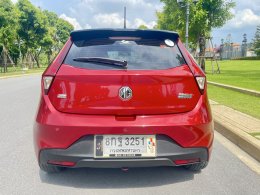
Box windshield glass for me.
[64,38,186,70]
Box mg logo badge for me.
[119,86,132,101]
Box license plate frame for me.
[94,135,156,158]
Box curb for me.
[0,72,42,79]
[208,81,260,97]
[214,118,260,162]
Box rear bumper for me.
[34,92,214,165]
[40,135,208,168]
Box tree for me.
[0,0,18,50]
[42,10,59,65]
[138,24,148,30]
[252,25,260,56]
[56,18,74,45]
[157,0,235,71]
[0,0,73,70]
[43,10,73,64]
[0,0,18,72]
[17,0,49,67]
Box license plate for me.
[94,135,156,158]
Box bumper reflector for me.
[174,158,200,165]
[47,160,76,167]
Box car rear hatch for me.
[47,29,201,115]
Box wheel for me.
[184,161,208,171]
[39,163,64,173]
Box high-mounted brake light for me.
[109,36,141,40]
[43,76,53,94]
[196,76,206,93]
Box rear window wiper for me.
[73,57,127,68]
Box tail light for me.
[195,76,206,94]
[43,76,54,94]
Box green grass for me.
[249,132,260,140]
[0,66,46,77]
[208,85,260,119]
[205,60,260,91]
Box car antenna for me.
[124,6,126,29]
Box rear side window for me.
[64,38,186,70]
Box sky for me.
[11,0,260,45]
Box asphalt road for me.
[0,75,259,195]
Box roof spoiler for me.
[70,29,179,42]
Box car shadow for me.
[39,166,198,189]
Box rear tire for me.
[39,163,64,173]
[184,161,208,171]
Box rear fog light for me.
[174,158,200,165]
[47,160,76,167]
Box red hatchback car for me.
[34,29,213,173]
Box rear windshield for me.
[64,38,186,70]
